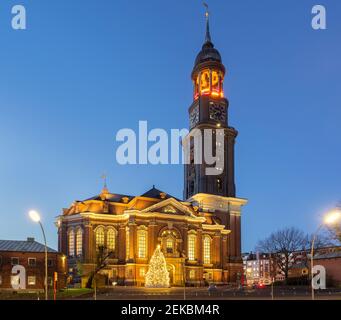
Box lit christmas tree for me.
[145,245,170,288]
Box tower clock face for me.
[190,105,199,129]
[209,103,226,122]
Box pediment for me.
[141,198,195,217]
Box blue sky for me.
[0,0,340,251]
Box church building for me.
[56,12,247,287]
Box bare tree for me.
[256,227,307,282]
[327,225,341,244]
[86,245,113,289]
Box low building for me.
[243,246,341,285]
[242,252,273,285]
[287,263,309,279]
[0,238,67,291]
[312,250,341,287]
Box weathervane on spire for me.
[101,173,108,192]
[203,2,212,43]
[203,2,209,19]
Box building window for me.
[0,275,2,285]
[11,257,19,265]
[188,234,196,261]
[126,228,130,260]
[112,269,117,278]
[217,178,222,191]
[76,228,83,256]
[140,268,146,277]
[126,269,133,278]
[48,259,54,267]
[189,270,195,280]
[107,228,116,251]
[203,236,211,264]
[138,230,147,259]
[11,275,19,287]
[68,229,75,257]
[95,227,105,250]
[28,276,36,286]
[166,237,174,254]
[28,258,36,267]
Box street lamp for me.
[311,208,341,300]
[29,210,48,301]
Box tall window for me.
[68,229,75,257]
[188,234,196,261]
[95,227,105,249]
[166,237,174,254]
[138,230,147,258]
[203,236,211,264]
[76,228,83,256]
[107,228,116,251]
[126,227,130,260]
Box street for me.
[76,286,341,300]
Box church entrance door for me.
[167,264,175,286]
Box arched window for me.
[203,236,211,264]
[107,228,116,251]
[188,234,196,261]
[137,229,148,259]
[76,228,83,256]
[68,229,75,257]
[95,227,105,250]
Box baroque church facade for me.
[56,14,247,287]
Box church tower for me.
[184,8,247,282]
[184,9,237,200]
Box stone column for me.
[182,226,188,256]
[118,225,126,263]
[129,224,136,261]
[197,229,203,264]
[229,213,237,258]
[148,223,157,260]
[84,220,93,263]
[222,235,228,266]
[59,223,68,256]
[213,233,221,267]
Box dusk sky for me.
[0,0,340,251]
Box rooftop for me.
[0,238,57,253]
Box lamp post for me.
[29,210,48,301]
[311,209,341,300]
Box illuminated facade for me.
[56,13,247,287]
[184,12,247,281]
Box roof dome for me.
[194,41,222,66]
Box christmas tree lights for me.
[145,245,170,288]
